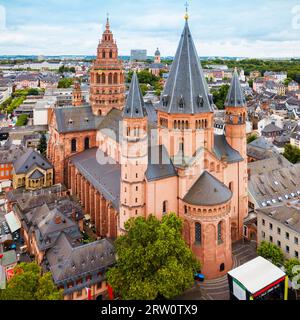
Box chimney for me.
[54,215,62,225]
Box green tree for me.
[283,144,300,164]
[211,84,230,110]
[247,134,258,144]
[58,78,73,88]
[0,262,63,300]
[284,259,300,280]
[37,133,47,156]
[15,114,28,126]
[107,214,200,300]
[257,241,284,266]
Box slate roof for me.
[123,72,146,119]
[0,145,26,164]
[46,233,115,284]
[213,134,243,163]
[54,105,99,134]
[29,169,44,179]
[157,21,213,114]
[25,203,82,251]
[70,148,121,210]
[225,69,247,107]
[13,149,53,174]
[183,171,232,206]
[146,145,177,182]
[262,123,282,134]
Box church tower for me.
[90,17,125,116]
[72,81,84,107]
[120,73,148,232]
[154,48,161,64]
[156,17,214,169]
[225,69,247,159]
[225,69,248,240]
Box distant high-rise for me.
[130,49,147,61]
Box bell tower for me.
[120,73,148,232]
[225,69,247,159]
[72,81,83,107]
[90,16,125,116]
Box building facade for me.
[47,17,248,279]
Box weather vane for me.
[185,1,189,21]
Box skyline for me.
[0,1,300,58]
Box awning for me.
[5,212,21,233]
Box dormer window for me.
[69,119,73,125]
[85,117,89,123]
[179,95,184,109]
[162,95,169,107]
[197,95,204,107]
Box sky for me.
[0,0,300,57]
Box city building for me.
[47,16,248,279]
[45,233,115,300]
[257,201,300,260]
[12,149,53,190]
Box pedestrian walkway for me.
[177,241,257,300]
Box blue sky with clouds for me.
[0,0,300,57]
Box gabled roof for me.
[123,72,146,119]
[13,149,52,174]
[54,106,99,134]
[47,233,115,284]
[157,21,212,114]
[29,169,44,179]
[183,171,232,206]
[262,123,282,133]
[225,69,247,107]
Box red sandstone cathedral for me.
[47,15,248,279]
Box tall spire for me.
[106,13,110,30]
[225,68,247,107]
[123,72,146,119]
[157,21,212,115]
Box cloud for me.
[0,0,299,57]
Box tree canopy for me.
[58,78,73,88]
[284,259,300,281]
[257,241,284,267]
[283,144,300,164]
[15,114,28,127]
[37,133,47,156]
[211,84,230,110]
[0,262,63,300]
[107,214,200,300]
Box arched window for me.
[220,263,225,272]
[179,141,184,156]
[71,139,77,153]
[229,182,233,192]
[101,73,106,84]
[114,73,118,84]
[162,201,168,215]
[195,223,201,245]
[109,50,113,58]
[108,73,113,84]
[218,221,223,244]
[102,51,106,59]
[84,137,90,150]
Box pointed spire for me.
[184,1,189,21]
[225,68,247,107]
[157,21,212,115]
[106,13,110,30]
[123,72,146,119]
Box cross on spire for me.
[184,1,189,21]
[106,13,110,30]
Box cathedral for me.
[47,15,248,279]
